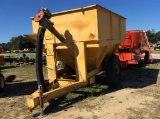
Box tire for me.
[105,55,122,88]
[144,51,150,64]
[0,73,5,93]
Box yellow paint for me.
[74,42,87,81]
[27,4,126,112]
[31,4,125,44]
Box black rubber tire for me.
[144,51,150,64]
[0,73,5,93]
[105,55,122,88]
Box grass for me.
[1,63,48,79]
[120,57,160,119]
[126,78,160,118]
[0,64,109,118]
[0,56,160,118]
[127,104,160,119]
[0,64,47,119]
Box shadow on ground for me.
[151,59,160,64]
[1,65,18,70]
[39,64,159,116]
[120,58,159,88]
[42,84,118,116]
[0,81,37,98]
[1,60,159,117]
[121,68,158,88]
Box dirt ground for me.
[0,53,160,119]
[42,53,160,119]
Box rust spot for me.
[89,33,95,39]
[55,19,89,37]
[71,19,89,36]
[72,19,89,30]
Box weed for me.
[93,115,99,119]
[76,116,84,119]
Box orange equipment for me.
[116,30,153,68]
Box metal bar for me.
[39,85,44,117]
[27,81,89,111]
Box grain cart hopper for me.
[115,30,153,68]
[0,55,5,92]
[26,4,126,112]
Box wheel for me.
[105,55,122,88]
[0,73,5,93]
[144,51,150,64]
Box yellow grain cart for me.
[26,4,126,112]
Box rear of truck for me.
[116,30,153,68]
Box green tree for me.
[2,35,35,51]
[155,31,160,41]
[2,42,10,51]
[146,30,160,43]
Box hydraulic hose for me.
[36,27,48,92]
[34,8,66,93]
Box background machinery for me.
[0,55,5,92]
[116,30,153,68]
[153,42,160,50]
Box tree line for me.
[146,30,160,43]
[2,35,35,51]
[1,30,160,52]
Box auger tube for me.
[35,27,48,92]
[34,8,66,93]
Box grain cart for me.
[115,30,153,68]
[26,4,126,112]
[0,55,5,92]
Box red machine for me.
[116,30,153,68]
